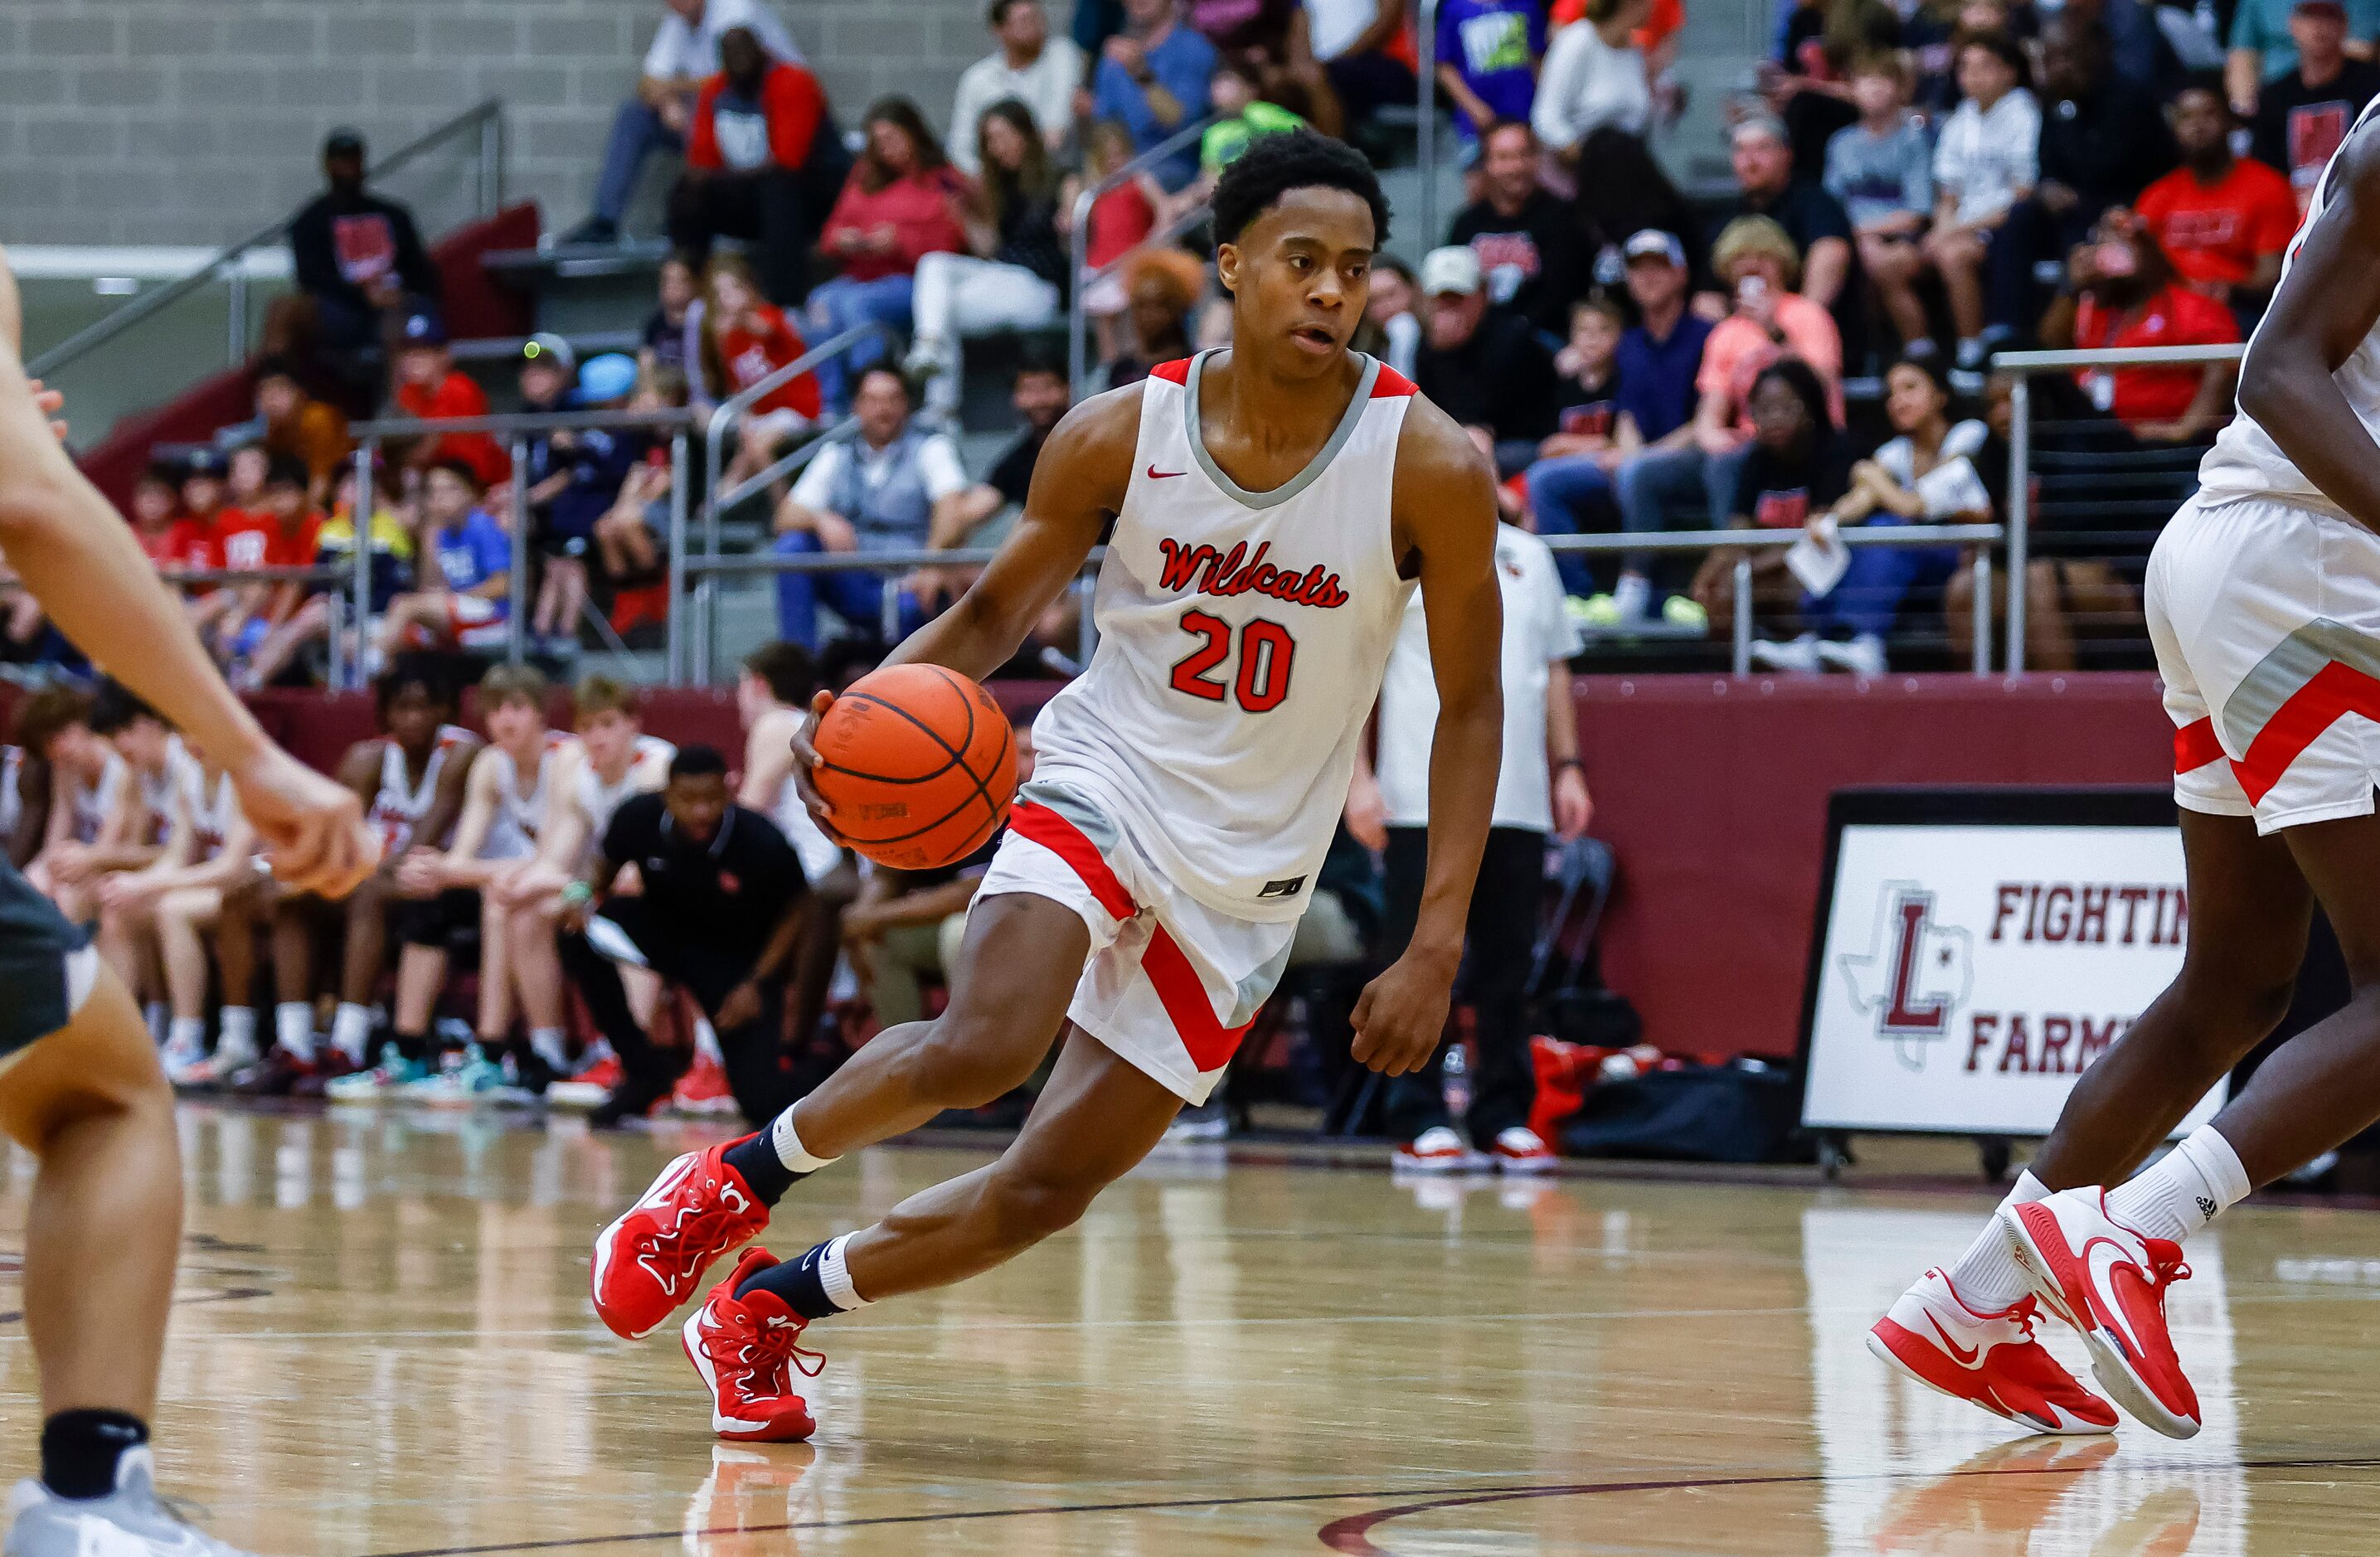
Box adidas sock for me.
[736,1233,872,1321]
[2106,1124,2251,1242]
[528,1026,571,1074]
[1945,1169,2052,1311]
[218,1005,256,1054]
[330,1002,375,1066]
[40,1409,146,1501]
[275,1002,316,1063]
[722,1109,837,1206]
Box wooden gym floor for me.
[2,1104,2376,1555]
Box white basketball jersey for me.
[773,772,846,884]
[135,739,183,846]
[577,735,675,841]
[483,731,570,862]
[1032,352,1416,923]
[71,754,123,845]
[369,725,472,856]
[2198,95,2380,511]
[172,745,237,861]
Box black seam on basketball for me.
[834,688,1000,817]
[814,758,962,786]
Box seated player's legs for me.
[149,886,222,1077]
[157,880,264,1079]
[501,882,575,1079]
[387,887,478,1070]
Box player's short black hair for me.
[743,641,818,706]
[376,652,455,715]
[1210,127,1389,250]
[668,744,730,782]
[89,678,164,736]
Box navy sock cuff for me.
[721,1132,802,1207]
[41,1409,147,1501]
[736,1239,840,1321]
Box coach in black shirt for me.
[560,745,809,1128]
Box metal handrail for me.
[349,405,698,438]
[668,412,854,684]
[1417,0,1444,251]
[1066,115,1216,400]
[1989,342,2243,673]
[29,100,507,380]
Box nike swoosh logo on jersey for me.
[1924,1312,1984,1366]
[1147,464,1188,478]
[2084,1237,2152,1361]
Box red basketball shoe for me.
[2002,1189,2202,1438]
[681,1248,820,1443]
[1868,1268,2120,1434]
[591,1137,771,1339]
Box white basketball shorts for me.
[2149,492,2380,832]
[974,780,1296,1105]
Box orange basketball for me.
[812,664,1017,871]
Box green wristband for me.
[561,880,595,908]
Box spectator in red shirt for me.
[391,313,511,488]
[699,255,825,495]
[2135,85,2299,318]
[2042,208,2242,442]
[213,456,326,669]
[129,467,214,578]
[666,27,843,308]
[808,97,970,415]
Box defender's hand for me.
[789,689,846,842]
[1349,947,1458,1077]
[231,744,378,898]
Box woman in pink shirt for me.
[808,97,969,414]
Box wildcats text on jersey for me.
[1154,538,1350,609]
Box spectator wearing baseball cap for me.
[2228,0,2380,117]
[1411,246,1562,474]
[1444,120,1586,336]
[2248,0,2380,207]
[283,128,442,413]
[517,337,640,652]
[1703,112,1862,367]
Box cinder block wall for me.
[0,0,991,246]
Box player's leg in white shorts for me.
[2149,494,2380,831]
[973,781,1296,1105]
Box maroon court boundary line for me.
[357,1453,2380,1556]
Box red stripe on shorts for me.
[1008,801,1136,920]
[2173,716,2226,774]
[1141,923,1256,1074]
[2233,659,2380,804]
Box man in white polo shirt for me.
[1347,507,1593,1171]
[572,0,808,245]
[949,0,1084,175]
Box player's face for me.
[664,774,730,842]
[110,717,171,773]
[486,696,544,748]
[1218,186,1375,375]
[578,708,639,770]
[44,724,104,778]
[383,686,444,750]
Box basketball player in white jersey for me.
[0,244,372,1553]
[367,664,574,1094]
[22,689,119,917]
[85,686,185,1018]
[8,688,100,879]
[1868,99,2380,1442]
[257,661,478,1084]
[590,130,1504,1441]
[90,729,260,1084]
[737,641,855,1064]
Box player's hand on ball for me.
[789,689,847,842]
[1349,948,1459,1076]
[231,745,379,897]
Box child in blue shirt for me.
[1435,0,1547,144]
[377,459,514,657]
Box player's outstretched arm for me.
[2238,129,2380,529]
[1349,396,1505,1078]
[0,247,375,896]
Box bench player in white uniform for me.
[589,131,1506,1441]
[10,687,106,885]
[0,243,372,1555]
[362,664,576,1095]
[737,641,854,1063]
[495,675,675,1093]
[258,661,478,1082]
[83,686,188,1038]
[1868,96,2380,1443]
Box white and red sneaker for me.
[2001,1188,2201,1438]
[1489,1125,1559,1173]
[672,1050,738,1117]
[591,1137,772,1339]
[682,1247,821,1443]
[1868,1268,2120,1434]
[1393,1125,1477,1172]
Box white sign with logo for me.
[1801,814,2225,1137]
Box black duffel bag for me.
[1557,1058,1814,1164]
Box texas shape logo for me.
[1838,884,1974,1072]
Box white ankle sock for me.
[330,1002,373,1065]
[770,1109,838,1175]
[218,1005,256,1051]
[275,1002,316,1063]
[167,1016,204,1051]
[1946,1169,2051,1311]
[528,1026,570,1073]
[2106,1124,2251,1242]
[818,1233,870,1311]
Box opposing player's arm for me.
[0,246,372,895]
[883,386,1135,682]
[2238,127,2380,530]
[1349,397,1505,1078]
